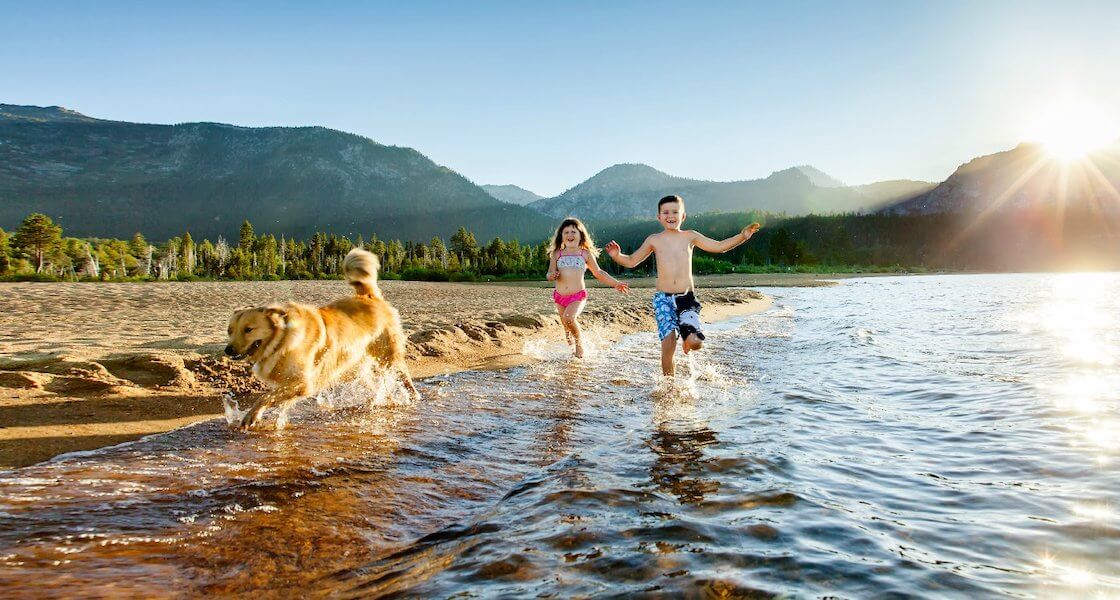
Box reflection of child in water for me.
[606,195,760,376]
[546,218,630,358]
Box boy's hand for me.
[742,223,761,239]
[605,240,621,257]
[614,282,631,294]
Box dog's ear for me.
[230,307,255,321]
[265,307,288,328]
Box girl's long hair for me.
[548,217,600,257]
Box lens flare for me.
[1024,97,1120,161]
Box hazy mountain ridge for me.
[529,163,932,220]
[0,104,553,242]
[883,142,1120,215]
[795,165,846,187]
[481,184,543,205]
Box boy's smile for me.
[658,203,684,230]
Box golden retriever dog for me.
[224,248,418,429]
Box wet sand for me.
[0,274,841,468]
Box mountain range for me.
[4,103,1115,244]
[0,105,553,241]
[525,163,934,221]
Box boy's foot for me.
[682,333,704,354]
[574,342,584,358]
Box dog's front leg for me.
[238,389,282,430]
[238,383,306,430]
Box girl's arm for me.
[546,251,558,281]
[587,251,630,293]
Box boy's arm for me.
[604,236,655,268]
[692,223,761,254]
[586,251,630,293]
[546,250,558,281]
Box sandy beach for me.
[0,274,847,468]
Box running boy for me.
[604,195,760,376]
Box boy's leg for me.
[661,333,677,376]
[653,292,679,376]
[562,299,588,357]
[683,333,703,354]
[676,294,705,354]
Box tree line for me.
[5,207,1114,282]
[0,214,555,281]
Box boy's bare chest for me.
[652,237,693,258]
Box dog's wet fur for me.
[225,248,417,429]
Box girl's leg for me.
[556,303,573,345]
[562,299,588,358]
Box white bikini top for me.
[556,250,587,270]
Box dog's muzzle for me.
[225,340,261,360]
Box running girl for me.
[546,218,630,358]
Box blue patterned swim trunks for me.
[652,291,705,341]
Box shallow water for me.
[1,273,1118,597]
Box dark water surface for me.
[1,273,1117,597]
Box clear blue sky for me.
[4,1,1119,196]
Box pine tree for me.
[239,220,255,253]
[181,232,196,276]
[450,226,479,269]
[430,236,448,268]
[13,213,63,273]
[129,233,150,277]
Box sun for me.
[1025,97,1119,161]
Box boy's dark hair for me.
[658,195,684,212]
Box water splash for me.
[221,392,246,426]
[221,364,416,430]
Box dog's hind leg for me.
[395,362,418,399]
[388,328,419,399]
[371,329,419,399]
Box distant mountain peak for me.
[581,163,675,187]
[0,104,102,123]
[794,165,846,187]
[765,166,815,186]
[481,184,544,206]
[597,163,667,176]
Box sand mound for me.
[0,371,48,390]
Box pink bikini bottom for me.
[552,289,588,308]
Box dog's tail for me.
[343,248,382,298]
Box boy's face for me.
[658,201,684,231]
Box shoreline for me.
[0,275,818,469]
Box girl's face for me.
[562,225,581,246]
